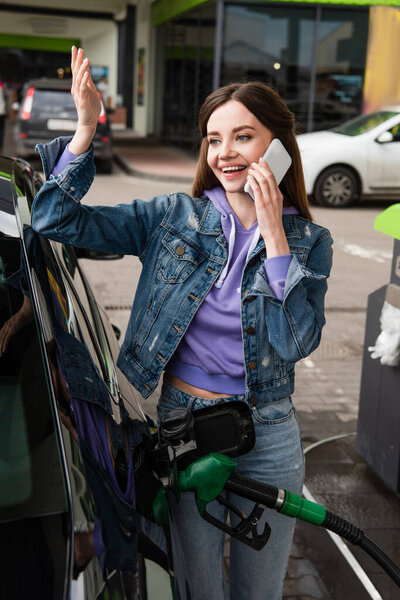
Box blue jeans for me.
[157,379,305,600]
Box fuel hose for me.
[225,470,400,587]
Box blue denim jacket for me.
[32,137,333,405]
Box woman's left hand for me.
[247,158,290,257]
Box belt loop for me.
[187,396,196,412]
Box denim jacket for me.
[32,137,333,405]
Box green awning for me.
[152,0,400,26]
[0,33,80,53]
[152,0,210,26]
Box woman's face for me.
[206,100,273,196]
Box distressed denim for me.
[32,137,333,407]
[157,379,304,600]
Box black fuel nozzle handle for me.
[225,471,281,510]
[159,407,195,445]
[203,495,271,551]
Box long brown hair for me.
[192,81,312,221]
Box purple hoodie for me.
[167,187,298,394]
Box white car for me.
[297,111,400,207]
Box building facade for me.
[1,0,400,144]
[149,0,400,145]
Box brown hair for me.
[192,81,312,221]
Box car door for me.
[10,159,139,599]
[53,242,146,425]
[0,162,71,600]
[32,234,136,600]
[367,117,400,191]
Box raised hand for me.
[69,46,101,155]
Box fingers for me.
[71,48,90,93]
[71,45,78,72]
[76,59,90,92]
[247,157,282,204]
[72,47,84,81]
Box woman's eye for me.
[209,138,220,145]
[237,134,250,141]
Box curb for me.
[113,151,194,184]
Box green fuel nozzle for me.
[174,453,237,516]
[151,452,400,586]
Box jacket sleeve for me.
[31,138,170,258]
[248,231,333,363]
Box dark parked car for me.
[0,156,170,599]
[14,79,113,173]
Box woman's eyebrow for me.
[207,125,256,136]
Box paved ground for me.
[6,122,400,598]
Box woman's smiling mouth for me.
[220,165,247,178]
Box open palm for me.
[71,46,101,130]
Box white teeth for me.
[221,166,246,172]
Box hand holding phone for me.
[244,138,292,200]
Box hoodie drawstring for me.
[215,218,261,289]
[215,214,236,288]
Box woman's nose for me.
[218,142,237,159]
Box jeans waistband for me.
[161,378,245,412]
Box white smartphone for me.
[244,138,292,200]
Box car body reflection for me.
[0,156,165,599]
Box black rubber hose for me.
[324,510,400,587]
[323,510,364,544]
[359,536,400,587]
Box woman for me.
[32,47,333,600]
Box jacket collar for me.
[197,198,224,236]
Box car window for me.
[0,237,68,519]
[389,123,400,142]
[44,240,105,379]
[332,111,400,136]
[59,243,127,419]
[31,88,77,117]
[59,243,98,334]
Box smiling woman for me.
[31,47,333,600]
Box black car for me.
[14,79,113,173]
[0,156,170,599]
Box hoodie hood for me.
[203,186,299,289]
[203,186,232,219]
[203,186,260,288]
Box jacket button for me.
[246,326,255,335]
[251,396,258,406]
[176,245,186,256]
[248,361,257,370]
[249,257,257,267]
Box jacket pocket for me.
[290,245,309,265]
[157,232,205,283]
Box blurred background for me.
[0,0,399,147]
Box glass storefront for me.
[156,1,370,142]
[313,8,369,130]
[222,4,316,131]
[157,2,216,145]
